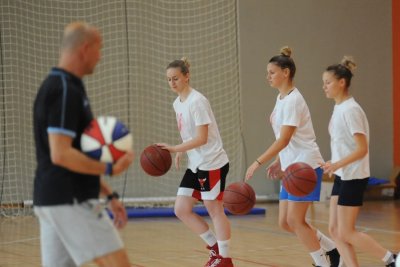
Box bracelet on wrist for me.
[105,162,113,176]
[255,159,262,165]
[106,191,119,203]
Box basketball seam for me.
[284,174,316,196]
[290,176,316,183]
[152,145,168,171]
[143,151,164,173]
[288,179,309,195]
[224,189,254,203]
[243,185,256,202]
[289,167,315,173]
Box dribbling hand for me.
[245,161,260,181]
[266,160,283,180]
[319,160,337,178]
[156,143,180,170]
[156,143,177,153]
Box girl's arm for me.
[322,133,368,176]
[157,124,208,153]
[245,125,296,180]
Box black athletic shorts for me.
[331,175,369,206]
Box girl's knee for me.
[278,218,292,232]
[286,216,305,231]
[208,207,226,221]
[174,204,190,220]
[204,200,224,218]
[337,229,351,243]
[335,227,356,243]
[329,225,339,240]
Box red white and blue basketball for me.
[81,116,133,163]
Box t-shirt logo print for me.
[198,178,207,190]
[177,113,183,132]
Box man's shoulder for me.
[41,75,83,97]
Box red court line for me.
[194,249,280,267]
[393,0,400,166]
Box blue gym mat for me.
[108,206,266,218]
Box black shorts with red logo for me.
[177,163,229,201]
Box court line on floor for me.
[231,216,400,236]
[308,218,400,235]
[0,237,39,245]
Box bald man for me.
[33,22,134,267]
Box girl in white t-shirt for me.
[321,56,396,267]
[245,47,339,267]
[157,58,233,267]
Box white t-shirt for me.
[270,88,323,170]
[173,89,229,172]
[329,97,370,180]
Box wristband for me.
[106,191,119,203]
[256,159,262,165]
[105,162,113,176]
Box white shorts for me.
[34,199,124,267]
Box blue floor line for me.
[108,206,266,218]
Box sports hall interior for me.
[0,0,399,266]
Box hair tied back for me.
[180,57,190,69]
[341,56,356,74]
[280,46,292,58]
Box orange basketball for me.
[140,145,172,176]
[223,182,256,215]
[282,162,317,197]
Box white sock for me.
[217,239,230,258]
[382,251,394,264]
[199,229,217,247]
[339,257,345,267]
[316,230,336,251]
[310,248,329,267]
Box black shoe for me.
[385,253,397,267]
[326,248,340,267]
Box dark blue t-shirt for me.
[33,67,99,206]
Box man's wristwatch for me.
[106,191,119,203]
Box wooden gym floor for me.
[0,200,399,267]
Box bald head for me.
[58,21,102,77]
[61,22,100,52]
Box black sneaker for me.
[326,248,340,267]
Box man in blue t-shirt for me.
[33,21,134,267]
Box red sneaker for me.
[208,256,234,267]
[204,243,219,267]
